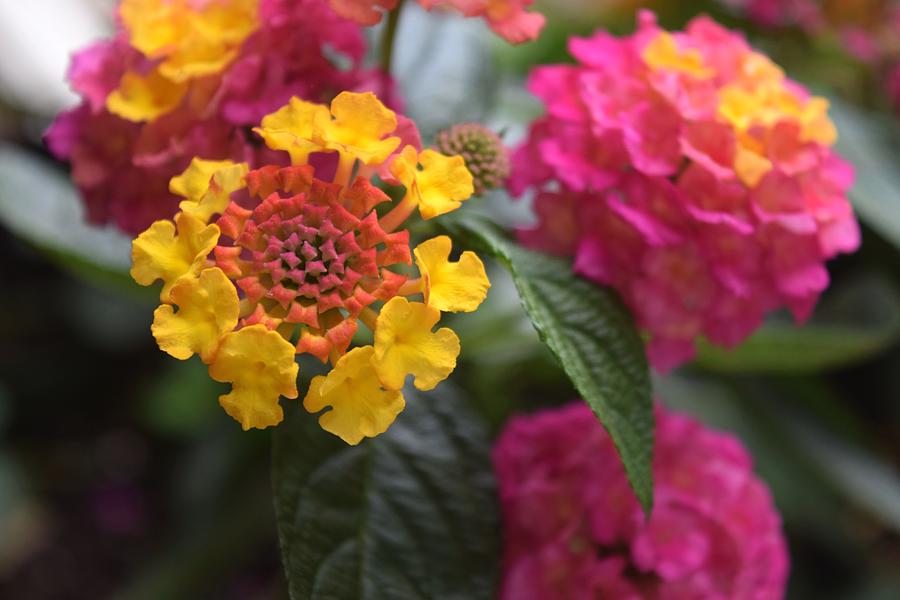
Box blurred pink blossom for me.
[494,402,789,600]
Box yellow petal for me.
[315,91,400,165]
[390,146,474,220]
[120,0,258,83]
[179,161,249,223]
[303,346,405,445]
[131,212,220,302]
[253,97,330,164]
[151,267,240,362]
[208,324,299,430]
[414,236,490,312]
[372,297,460,391]
[641,32,713,78]
[734,146,772,188]
[106,69,188,122]
[170,158,238,200]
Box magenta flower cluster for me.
[45,0,396,235]
[509,12,860,371]
[493,402,789,599]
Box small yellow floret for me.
[315,91,401,165]
[254,97,330,164]
[131,212,220,302]
[372,297,460,391]
[304,346,405,445]
[390,146,475,220]
[174,160,249,223]
[414,236,490,313]
[641,32,712,78]
[151,267,240,362]
[208,324,299,430]
[106,69,188,122]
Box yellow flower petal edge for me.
[414,236,490,313]
[151,267,240,362]
[170,158,239,201]
[303,346,405,445]
[316,91,400,165]
[208,324,299,430]
[372,297,460,391]
[254,97,330,165]
[390,146,474,220]
[106,69,188,122]
[180,161,249,223]
[131,211,220,302]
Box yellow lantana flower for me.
[131,91,487,441]
[389,146,474,220]
[413,236,490,313]
[151,268,240,362]
[131,211,220,302]
[304,346,405,445]
[209,325,299,430]
[372,297,461,391]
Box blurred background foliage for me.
[1,0,900,598]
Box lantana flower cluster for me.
[46,0,394,235]
[494,402,789,599]
[130,91,490,443]
[510,11,860,370]
[331,0,545,44]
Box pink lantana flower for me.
[46,0,400,235]
[509,11,860,371]
[494,402,789,600]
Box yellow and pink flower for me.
[46,0,396,234]
[131,91,490,443]
[510,11,860,371]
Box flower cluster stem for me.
[380,1,405,74]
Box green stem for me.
[380,1,405,74]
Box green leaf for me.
[0,144,135,291]
[830,98,900,251]
[694,272,900,373]
[440,213,654,515]
[272,385,499,600]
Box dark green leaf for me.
[272,385,499,600]
[440,213,654,515]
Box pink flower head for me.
[494,402,789,600]
[329,0,545,44]
[46,0,401,235]
[509,11,860,371]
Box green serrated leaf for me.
[272,385,499,600]
[439,213,654,515]
[830,98,900,251]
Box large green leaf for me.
[694,272,900,373]
[272,385,499,600]
[830,98,900,251]
[440,213,654,514]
